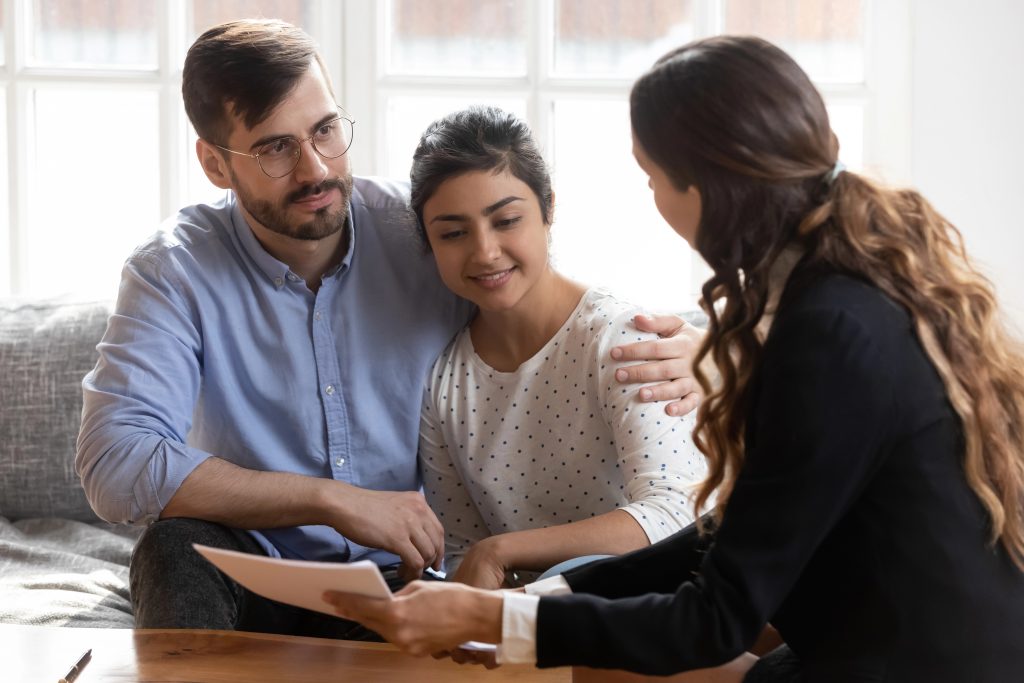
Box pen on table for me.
[58,648,91,683]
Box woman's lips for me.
[470,267,515,289]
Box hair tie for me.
[827,160,846,184]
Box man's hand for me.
[323,580,503,657]
[324,485,444,582]
[448,537,509,590]
[612,314,705,416]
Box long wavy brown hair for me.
[630,35,1024,569]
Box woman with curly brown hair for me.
[324,35,1024,682]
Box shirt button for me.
[325,384,335,395]
[335,457,345,467]
[287,273,299,282]
[314,311,322,321]
[273,277,283,286]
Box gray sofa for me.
[0,298,139,627]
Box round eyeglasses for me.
[214,113,355,178]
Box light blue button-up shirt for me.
[77,176,473,565]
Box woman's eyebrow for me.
[429,196,524,225]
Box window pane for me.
[723,0,864,83]
[30,0,157,68]
[827,101,864,171]
[387,0,527,76]
[0,89,8,297]
[383,96,527,180]
[551,99,699,314]
[554,0,696,78]
[0,2,5,68]
[26,88,161,299]
[191,1,314,40]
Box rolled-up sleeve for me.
[76,248,212,524]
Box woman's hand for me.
[323,580,503,657]
[449,537,509,589]
[612,314,705,416]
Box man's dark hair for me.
[409,106,553,250]
[182,19,329,146]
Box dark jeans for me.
[129,518,406,640]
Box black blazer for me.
[535,268,1024,682]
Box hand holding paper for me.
[193,543,500,658]
[322,580,504,659]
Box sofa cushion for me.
[0,516,137,627]
[0,299,111,522]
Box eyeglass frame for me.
[211,109,356,178]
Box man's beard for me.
[234,173,354,241]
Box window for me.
[343,0,906,313]
[2,0,909,305]
[0,0,327,299]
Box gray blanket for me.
[0,517,139,627]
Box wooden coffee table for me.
[1,623,570,682]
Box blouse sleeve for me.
[418,375,490,576]
[535,306,896,675]
[596,313,708,543]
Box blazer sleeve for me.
[557,516,714,599]
[535,306,896,675]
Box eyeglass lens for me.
[257,116,354,178]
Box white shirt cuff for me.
[496,590,540,664]
[525,574,572,596]
[495,577,574,665]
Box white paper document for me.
[193,543,392,616]
[193,543,498,653]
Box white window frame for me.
[338,0,911,181]
[335,0,910,306]
[2,0,910,298]
[0,0,341,297]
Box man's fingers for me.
[616,358,689,385]
[636,377,699,403]
[424,514,445,570]
[612,338,674,363]
[632,313,687,337]
[394,538,429,583]
[664,393,701,417]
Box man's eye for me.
[316,122,337,139]
[262,139,294,157]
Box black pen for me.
[58,648,91,683]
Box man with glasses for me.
[76,19,699,639]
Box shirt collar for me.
[228,191,356,288]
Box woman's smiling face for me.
[422,169,552,313]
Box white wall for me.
[910,0,1024,330]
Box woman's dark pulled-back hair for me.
[631,36,1024,569]
[183,19,328,146]
[631,35,837,271]
[410,106,553,248]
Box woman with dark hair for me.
[410,105,707,589]
[324,36,1024,682]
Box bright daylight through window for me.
[2,0,872,311]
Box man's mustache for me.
[287,177,349,204]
